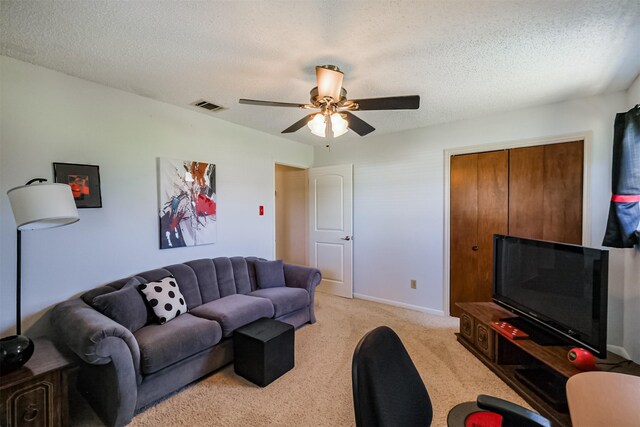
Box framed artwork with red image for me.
[53,162,102,208]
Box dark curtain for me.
[603,105,640,248]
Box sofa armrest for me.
[283,264,321,292]
[51,298,141,376]
[283,264,322,323]
[51,298,141,426]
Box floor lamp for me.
[1,179,79,373]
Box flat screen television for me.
[492,234,609,358]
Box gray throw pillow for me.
[91,277,148,332]
[138,276,187,324]
[255,260,286,289]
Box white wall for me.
[623,73,640,361]
[0,56,313,337]
[314,90,638,358]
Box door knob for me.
[472,245,479,251]
[341,236,351,241]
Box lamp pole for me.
[16,229,22,335]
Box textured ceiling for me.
[2,0,639,146]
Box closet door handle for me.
[341,236,352,241]
[472,245,479,251]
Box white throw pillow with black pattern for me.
[138,276,187,324]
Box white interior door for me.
[308,164,353,298]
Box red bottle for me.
[567,348,597,371]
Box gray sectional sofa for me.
[51,257,321,427]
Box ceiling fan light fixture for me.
[331,113,348,137]
[240,65,419,139]
[307,113,326,137]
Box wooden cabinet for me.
[456,302,640,427]
[460,312,474,342]
[474,321,494,360]
[450,141,584,316]
[1,338,73,427]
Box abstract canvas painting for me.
[158,158,216,249]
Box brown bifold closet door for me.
[509,141,583,244]
[449,141,584,317]
[450,151,508,317]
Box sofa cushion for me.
[230,257,252,294]
[190,294,275,337]
[91,277,148,332]
[138,276,187,324]
[249,287,309,318]
[245,257,262,291]
[82,285,117,305]
[213,258,237,297]
[134,313,222,375]
[185,258,220,303]
[255,260,286,289]
[164,263,203,309]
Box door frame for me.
[273,161,309,263]
[442,132,592,316]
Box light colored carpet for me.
[72,292,528,426]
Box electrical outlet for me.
[410,279,417,289]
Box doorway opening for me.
[275,164,308,266]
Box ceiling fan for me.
[239,65,420,139]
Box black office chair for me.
[352,326,551,427]
[352,325,433,427]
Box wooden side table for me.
[1,337,74,427]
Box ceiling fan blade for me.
[344,112,375,136]
[282,114,316,134]
[316,65,344,101]
[350,95,420,111]
[239,99,310,108]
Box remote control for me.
[491,321,530,340]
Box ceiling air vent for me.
[191,99,223,112]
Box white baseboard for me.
[607,344,631,359]
[353,293,445,316]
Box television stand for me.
[514,367,567,410]
[501,316,567,346]
[456,302,640,427]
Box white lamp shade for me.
[316,66,344,101]
[331,113,349,138]
[307,113,326,137]
[7,183,80,230]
